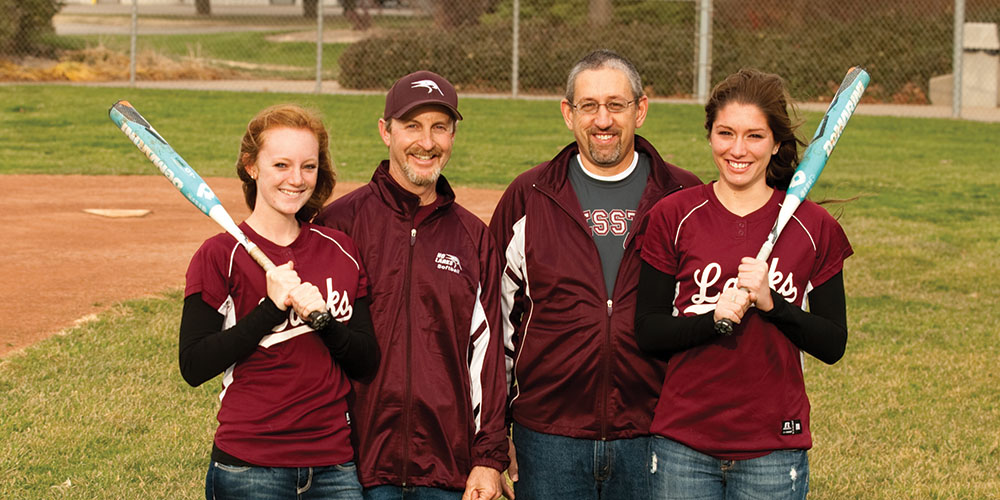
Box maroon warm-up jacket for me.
[489,135,701,440]
[315,162,508,490]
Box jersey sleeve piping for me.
[308,227,361,271]
[675,200,709,247]
[788,213,818,252]
[226,242,240,279]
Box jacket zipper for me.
[533,183,614,440]
[602,183,675,439]
[530,162,688,441]
[603,211,648,441]
[602,298,613,440]
[401,225,417,486]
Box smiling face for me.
[379,104,455,198]
[249,126,319,220]
[709,102,780,193]
[561,67,648,176]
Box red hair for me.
[236,104,335,222]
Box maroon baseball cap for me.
[383,70,463,121]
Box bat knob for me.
[714,318,735,336]
[308,310,333,331]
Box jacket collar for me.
[367,160,456,216]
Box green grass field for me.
[1,85,999,498]
[47,14,429,81]
[59,33,350,80]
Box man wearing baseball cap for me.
[316,71,510,500]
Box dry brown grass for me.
[0,45,244,82]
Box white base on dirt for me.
[83,208,152,218]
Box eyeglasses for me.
[569,99,636,115]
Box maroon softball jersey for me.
[640,182,852,459]
[184,221,368,467]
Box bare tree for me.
[195,0,210,16]
[433,0,495,28]
[304,0,319,18]
[588,0,612,26]
[342,0,372,31]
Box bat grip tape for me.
[247,245,276,271]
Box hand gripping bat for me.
[715,67,870,335]
[108,100,332,331]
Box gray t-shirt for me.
[568,151,651,297]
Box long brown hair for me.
[236,104,335,222]
[704,69,806,190]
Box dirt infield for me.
[0,175,503,358]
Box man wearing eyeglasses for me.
[489,49,701,499]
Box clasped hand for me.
[713,257,774,325]
[266,261,326,322]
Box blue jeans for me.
[511,422,651,500]
[649,437,809,500]
[363,485,462,500]
[206,461,363,500]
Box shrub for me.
[483,0,692,27]
[0,0,63,57]
[434,0,499,28]
[709,11,955,103]
[338,6,973,103]
[339,20,695,97]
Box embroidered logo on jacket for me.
[435,253,462,274]
[411,79,444,95]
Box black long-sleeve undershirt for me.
[178,293,378,387]
[635,261,848,365]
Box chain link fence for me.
[5,0,1000,111]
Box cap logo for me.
[411,79,444,95]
